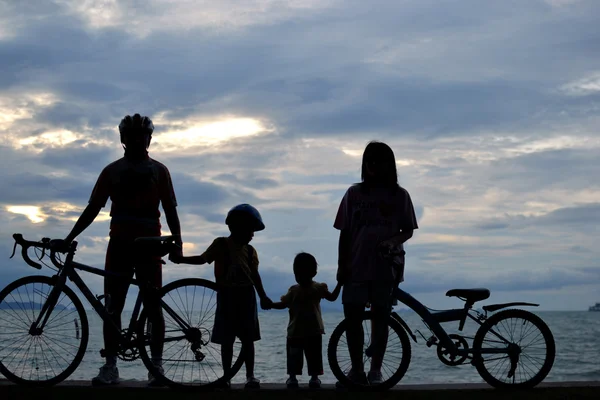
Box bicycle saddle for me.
[446,288,490,302]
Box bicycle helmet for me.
[225,204,265,232]
[119,113,154,146]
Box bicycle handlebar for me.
[10,233,181,271]
[10,233,74,270]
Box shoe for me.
[367,370,383,385]
[308,377,321,389]
[91,364,120,386]
[215,380,231,390]
[335,369,368,389]
[286,376,299,389]
[147,365,165,387]
[245,376,260,389]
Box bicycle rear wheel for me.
[327,311,411,391]
[0,275,89,386]
[473,308,555,388]
[137,278,245,389]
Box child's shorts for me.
[286,335,323,376]
[211,285,260,344]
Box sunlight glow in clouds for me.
[0,93,58,124]
[6,203,111,224]
[17,130,79,150]
[155,118,273,150]
[56,0,338,37]
[6,206,45,224]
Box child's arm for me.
[250,269,272,309]
[171,255,207,265]
[323,282,343,302]
[270,301,288,310]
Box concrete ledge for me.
[1,379,599,399]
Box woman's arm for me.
[336,229,352,283]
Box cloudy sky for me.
[1,0,599,311]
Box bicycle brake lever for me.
[10,241,17,259]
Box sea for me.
[2,309,599,385]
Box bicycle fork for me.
[29,275,68,335]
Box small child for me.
[170,203,272,389]
[271,252,342,389]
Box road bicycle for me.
[0,233,244,389]
[328,250,556,390]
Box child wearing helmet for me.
[270,252,342,389]
[170,203,272,389]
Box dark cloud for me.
[213,173,280,190]
[39,143,117,174]
[487,148,600,192]
[170,173,230,206]
[473,203,600,232]
[0,172,93,205]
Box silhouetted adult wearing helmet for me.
[61,113,183,386]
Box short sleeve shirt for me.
[201,237,259,287]
[334,184,418,282]
[88,156,177,238]
[281,282,329,338]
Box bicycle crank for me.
[437,334,469,366]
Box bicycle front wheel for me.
[473,308,555,388]
[137,278,245,389]
[0,275,89,386]
[327,311,411,391]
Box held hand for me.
[260,296,273,310]
[169,245,183,264]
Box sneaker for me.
[245,376,260,389]
[308,377,321,389]
[367,370,383,385]
[91,364,120,386]
[215,380,231,390]
[286,376,299,389]
[335,369,368,389]
[147,365,165,387]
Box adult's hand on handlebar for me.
[49,239,71,253]
[168,245,183,264]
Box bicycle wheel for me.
[137,278,245,389]
[328,311,411,391]
[473,309,555,388]
[0,275,89,386]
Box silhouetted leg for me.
[286,337,304,376]
[370,304,389,373]
[305,335,323,377]
[343,303,365,373]
[103,241,133,365]
[221,336,235,376]
[137,261,164,363]
[244,339,255,378]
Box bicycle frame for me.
[392,287,511,358]
[30,251,193,351]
